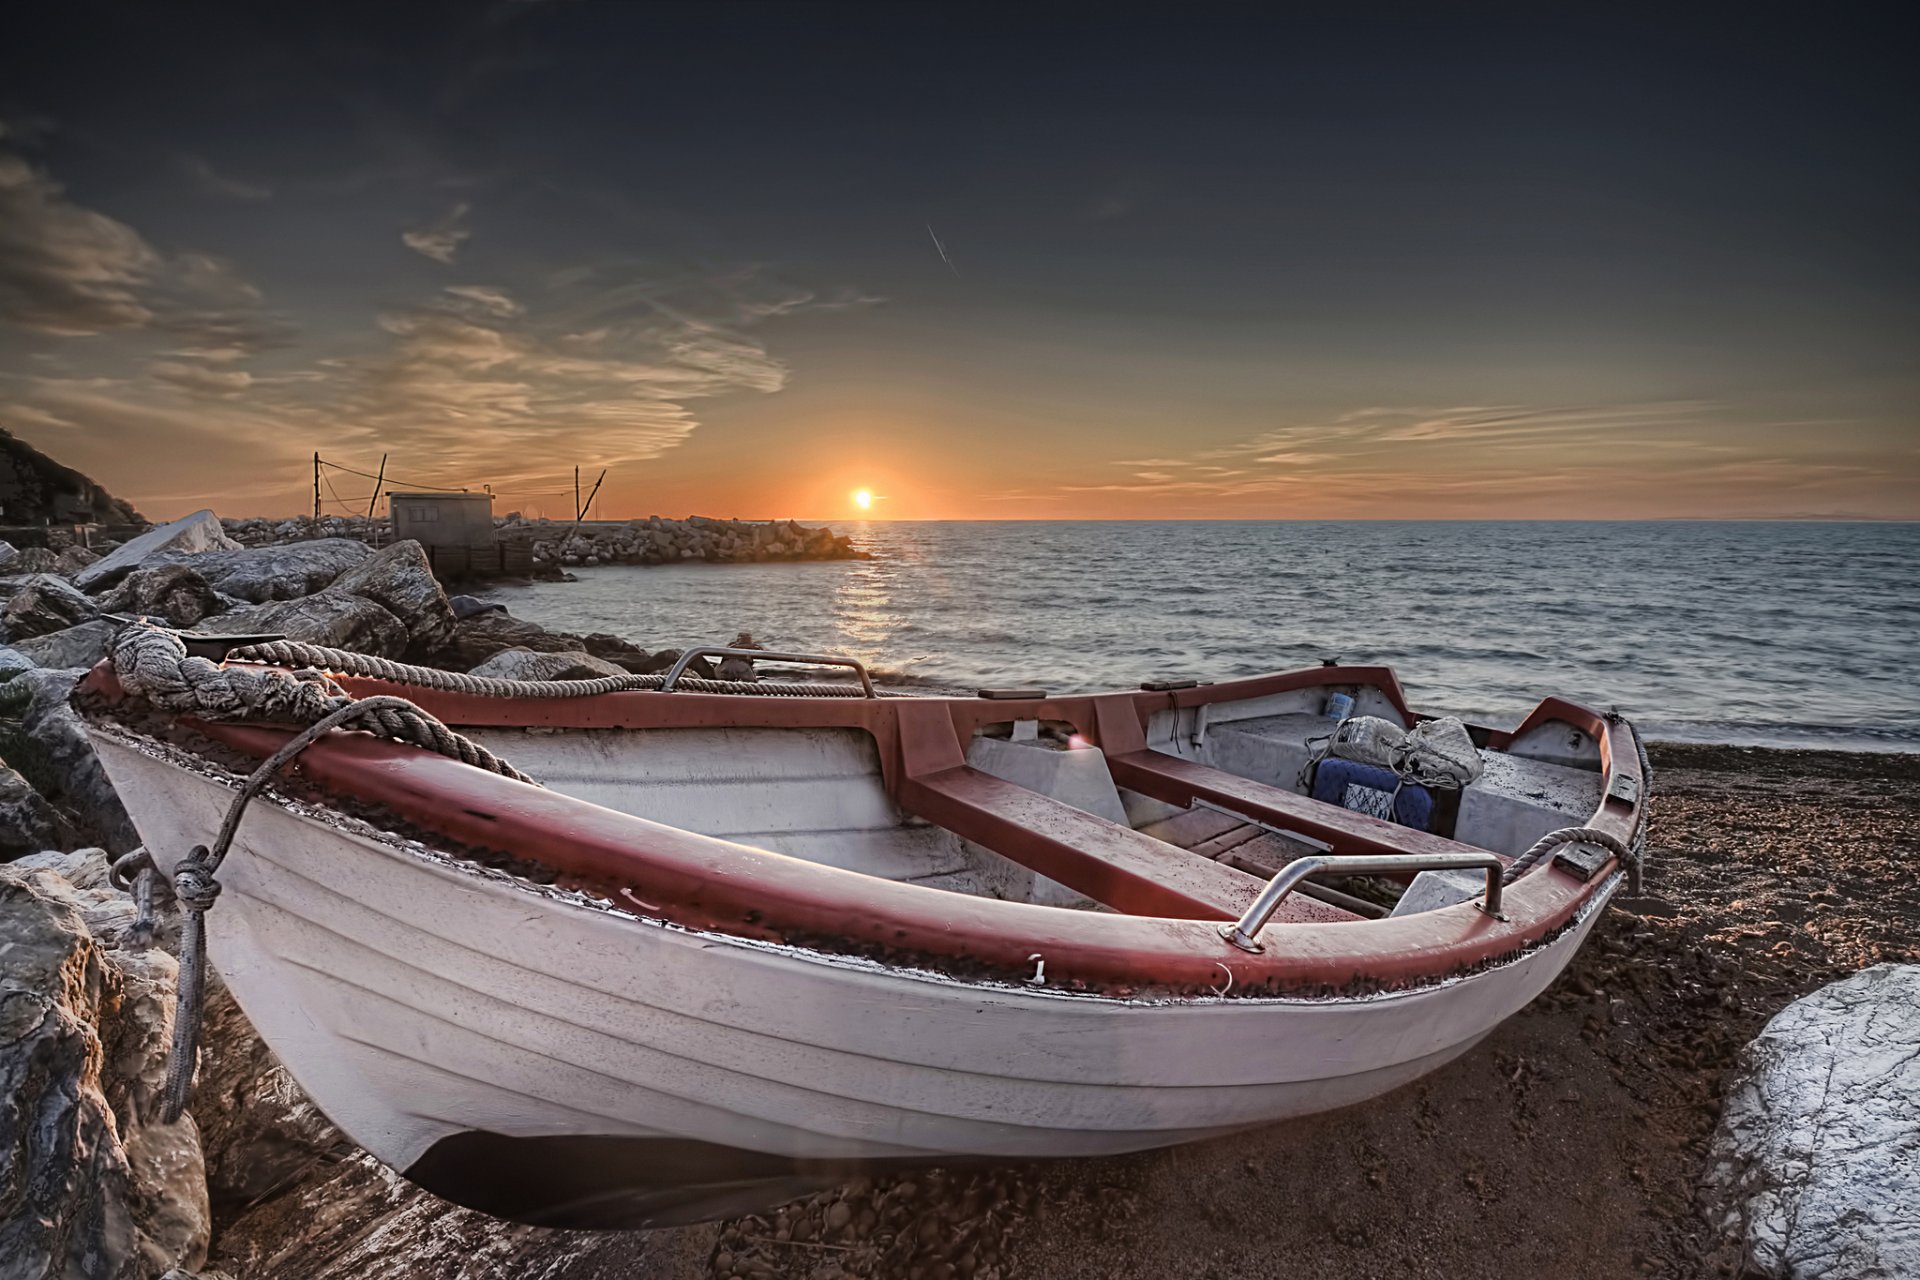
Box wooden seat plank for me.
[897,765,1356,924]
[1106,749,1494,862]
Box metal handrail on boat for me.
[660,646,877,698]
[1220,852,1507,952]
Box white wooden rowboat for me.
[81,642,1645,1228]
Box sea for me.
[480,521,1920,752]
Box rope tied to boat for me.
[229,638,900,698]
[1500,825,1632,885]
[1502,714,1653,890]
[107,624,541,1121]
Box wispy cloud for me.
[402,201,471,263]
[0,142,284,350]
[992,398,1908,517]
[181,154,272,202]
[442,284,520,317]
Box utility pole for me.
[579,469,607,521]
[574,466,582,521]
[312,452,322,534]
[366,453,388,520]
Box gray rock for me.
[0,644,32,677]
[2,545,61,574]
[468,646,629,681]
[97,562,226,628]
[0,859,210,1279]
[2,572,99,638]
[325,539,456,657]
[447,593,505,620]
[581,631,679,674]
[1707,963,1920,1279]
[0,538,16,567]
[56,544,102,577]
[716,630,763,682]
[445,609,588,668]
[202,590,408,657]
[0,756,64,857]
[13,617,121,671]
[13,667,140,852]
[76,509,239,592]
[149,538,371,604]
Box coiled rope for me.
[229,639,897,699]
[109,624,538,1122]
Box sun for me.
[852,488,873,511]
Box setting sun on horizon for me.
[852,489,874,512]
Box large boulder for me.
[0,857,210,1279]
[0,538,17,568]
[11,667,140,852]
[55,544,101,577]
[147,538,371,605]
[75,509,238,592]
[2,572,99,638]
[202,590,408,658]
[13,618,120,671]
[0,756,64,857]
[1707,963,1920,1278]
[0,644,32,678]
[445,609,592,669]
[467,646,629,681]
[581,631,680,675]
[96,563,226,629]
[325,539,456,658]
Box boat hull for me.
[93,730,1617,1227]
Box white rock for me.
[1707,963,1920,1279]
[75,509,240,592]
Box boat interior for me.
[438,668,1627,927]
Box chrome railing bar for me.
[660,646,877,698]
[1220,851,1507,952]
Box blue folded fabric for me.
[1311,758,1434,831]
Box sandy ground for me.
[203,744,1919,1280]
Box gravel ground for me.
[205,744,1919,1280]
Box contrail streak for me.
[926,223,960,276]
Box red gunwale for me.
[81,664,1642,994]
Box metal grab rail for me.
[1219,851,1507,952]
[660,646,877,698]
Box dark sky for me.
[1,3,1913,518]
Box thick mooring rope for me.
[229,639,894,699]
[109,625,539,1121]
[1500,825,1632,886]
[1501,714,1653,890]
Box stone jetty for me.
[217,512,870,574]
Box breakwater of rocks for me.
[217,513,870,574]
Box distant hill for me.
[0,427,144,528]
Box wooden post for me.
[579,469,607,521]
[312,452,322,534]
[366,453,388,520]
[574,466,582,521]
